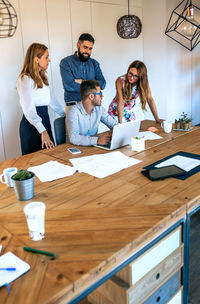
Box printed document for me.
[28,161,76,182]
[155,155,200,172]
[70,151,141,178]
[139,131,162,140]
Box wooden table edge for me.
[47,205,186,304]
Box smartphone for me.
[141,165,187,181]
[68,147,81,154]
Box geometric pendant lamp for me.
[165,0,200,51]
[0,0,18,38]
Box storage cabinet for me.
[117,227,181,286]
[143,271,180,304]
[166,288,183,304]
[88,286,183,304]
[88,225,183,304]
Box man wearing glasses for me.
[66,80,117,146]
[60,33,106,107]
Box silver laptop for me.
[95,120,141,150]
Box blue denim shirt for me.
[66,102,117,146]
[60,53,106,104]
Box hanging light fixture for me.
[117,0,142,39]
[0,0,18,38]
[165,0,200,51]
[181,3,199,37]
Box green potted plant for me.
[11,169,35,201]
[175,119,181,130]
[183,121,189,130]
[186,117,192,129]
[175,112,192,130]
[180,112,187,129]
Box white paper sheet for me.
[0,252,30,287]
[139,131,162,140]
[155,155,200,172]
[28,161,76,182]
[70,151,141,178]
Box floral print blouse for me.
[108,75,144,123]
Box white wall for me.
[143,0,199,123]
[0,0,199,161]
[143,0,168,120]
[191,39,200,125]
[0,113,5,161]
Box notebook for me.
[0,252,30,287]
[95,120,141,150]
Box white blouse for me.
[17,75,65,133]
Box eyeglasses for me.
[93,91,103,96]
[128,72,139,79]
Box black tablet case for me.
[143,151,200,180]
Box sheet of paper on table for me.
[28,160,76,182]
[155,155,200,172]
[0,252,30,287]
[70,151,141,178]
[139,131,162,140]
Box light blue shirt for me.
[66,102,117,146]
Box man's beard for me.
[78,48,90,62]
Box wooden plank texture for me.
[0,120,199,303]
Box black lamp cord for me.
[128,0,130,16]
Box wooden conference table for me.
[0,120,200,304]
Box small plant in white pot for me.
[11,169,35,201]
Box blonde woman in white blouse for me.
[17,43,65,155]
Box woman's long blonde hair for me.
[124,60,149,110]
[19,43,49,88]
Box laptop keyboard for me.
[97,143,111,149]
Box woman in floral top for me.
[108,60,163,124]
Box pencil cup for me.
[24,202,46,241]
[131,137,145,152]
